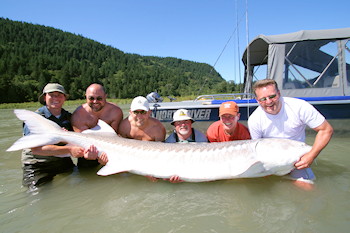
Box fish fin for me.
[238,161,266,178]
[7,134,62,151]
[82,119,117,135]
[97,164,129,176]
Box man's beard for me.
[178,128,189,135]
[89,103,103,112]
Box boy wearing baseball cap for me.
[206,101,250,142]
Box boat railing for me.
[194,93,254,102]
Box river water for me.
[1,106,350,233]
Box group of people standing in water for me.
[22,79,333,190]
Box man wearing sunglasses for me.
[248,79,333,189]
[118,96,165,183]
[71,83,123,167]
[118,96,166,142]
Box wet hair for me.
[252,79,279,95]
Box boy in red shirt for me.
[207,101,251,142]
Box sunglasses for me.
[174,120,191,126]
[88,96,103,101]
[133,110,147,115]
[258,94,277,102]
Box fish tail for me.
[14,109,63,134]
[6,109,66,151]
[7,134,63,151]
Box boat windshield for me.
[250,39,350,90]
[283,40,340,89]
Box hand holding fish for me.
[166,176,184,183]
[69,146,85,158]
[84,145,99,160]
[98,152,108,165]
[294,151,315,170]
[146,176,159,182]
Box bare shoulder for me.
[71,105,84,120]
[101,102,123,118]
[106,102,122,111]
[72,104,89,116]
[102,102,123,120]
[71,104,92,121]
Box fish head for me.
[254,138,312,175]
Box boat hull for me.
[150,96,350,122]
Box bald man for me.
[71,83,123,167]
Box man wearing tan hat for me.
[118,96,166,141]
[165,109,208,143]
[22,83,85,189]
[207,101,250,142]
[162,108,208,183]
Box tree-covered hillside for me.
[0,18,240,103]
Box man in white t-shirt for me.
[248,79,333,188]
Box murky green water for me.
[1,107,350,233]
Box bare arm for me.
[31,145,85,158]
[295,120,333,169]
[71,106,96,132]
[117,118,130,138]
[72,124,88,133]
[71,107,87,132]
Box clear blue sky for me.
[1,0,349,83]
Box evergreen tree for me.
[0,17,241,103]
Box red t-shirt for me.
[206,121,251,142]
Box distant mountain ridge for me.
[0,17,237,103]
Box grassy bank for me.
[0,99,129,109]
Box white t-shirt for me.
[248,97,325,142]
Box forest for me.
[0,18,242,103]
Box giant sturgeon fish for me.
[7,109,312,182]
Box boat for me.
[148,92,258,122]
[149,28,350,122]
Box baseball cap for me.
[130,96,150,112]
[219,101,239,117]
[171,109,194,125]
[38,83,68,105]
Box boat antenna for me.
[245,0,251,95]
[197,7,246,95]
[211,12,246,72]
[236,0,242,92]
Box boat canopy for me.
[243,28,350,97]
